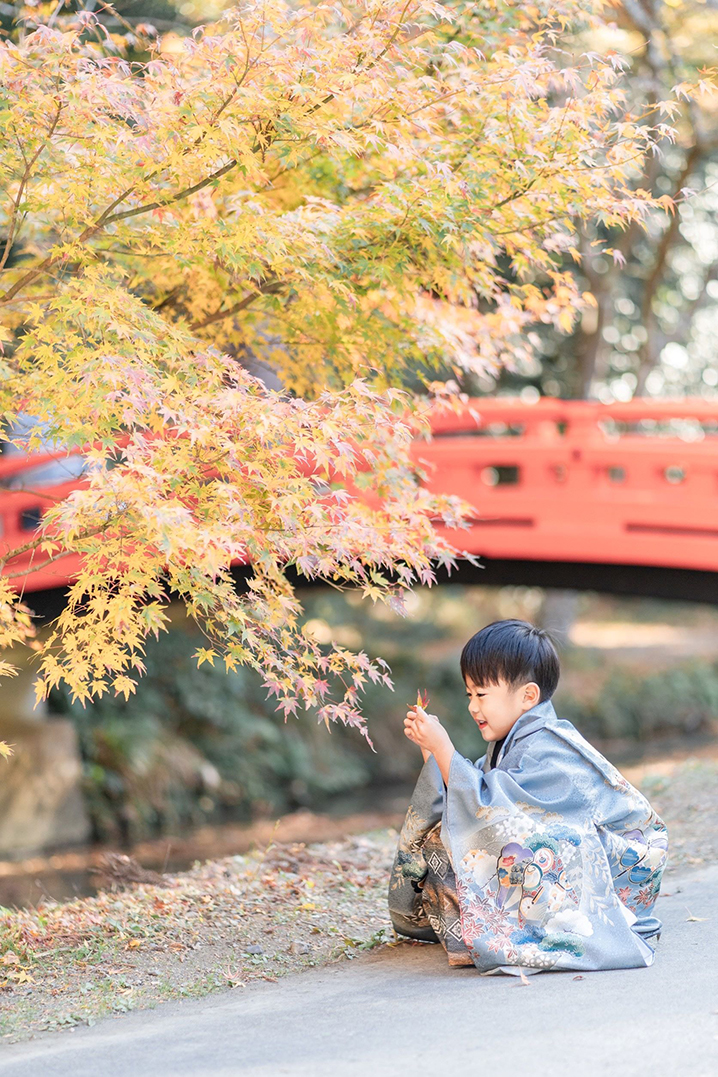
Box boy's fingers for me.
[412,706,439,724]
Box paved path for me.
[1,866,717,1077]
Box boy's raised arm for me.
[404,706,456,785]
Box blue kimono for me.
[388,699,668,973]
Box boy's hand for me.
[404,705,453,759]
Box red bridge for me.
[423,397,718,597]
[3,397,718,606]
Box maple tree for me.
[0,0,712,737]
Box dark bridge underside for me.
[433,558,718,604]
[22,558,718,623]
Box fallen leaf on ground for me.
[685,907,709,922]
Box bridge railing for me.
[2,397,718,593]
[421,398,718,572]
[0,448,86,592]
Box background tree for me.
[0,0,709,734]
[0,0,200,38]
[480,0,718,401]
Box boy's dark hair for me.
[460,619,559,702]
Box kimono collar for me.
[484,698,557,770]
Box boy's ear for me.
[523,682,541,709]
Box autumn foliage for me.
[0,0,713,733]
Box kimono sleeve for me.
[591,771,668,937]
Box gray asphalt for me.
[1,865,717,1077]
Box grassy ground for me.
[0,755,716,1044]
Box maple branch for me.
[152,285,184,313]
[0,486,80,503]
[0,180,138,305]
[0,4,423,307]
[0,517,121,568]
[3,547,79,581]
[103,159,241,228]
[190,280,284,332]
[490,177,538,210]
[0,99,64,274]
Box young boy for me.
[388,619,668,974]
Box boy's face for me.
[465,676,540,742]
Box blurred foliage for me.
[49,585,718,843]
[50,621,373,844]
[0,0,194,35]
[48,598,477,844]
[559,660,718,744]
[460,1,718,403]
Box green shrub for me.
[556,661,718,743]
